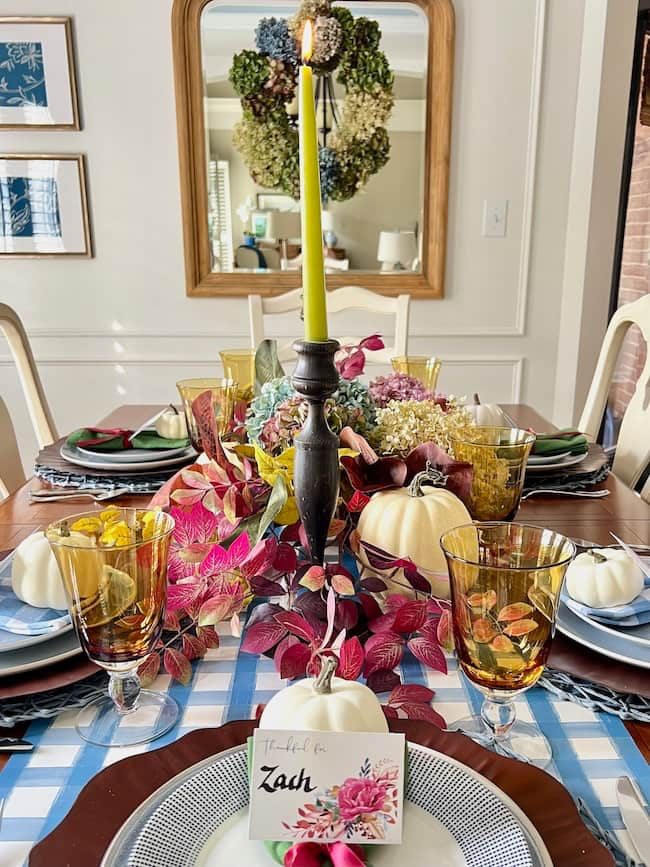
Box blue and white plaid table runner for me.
[0,624,649,866]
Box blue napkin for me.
[0,553,70,643]
[564,574,650,628]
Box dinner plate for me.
[101,744,551,867]
[561,594,650,648]
[525,453,587,473]
[0,620,73,653]
[0,627,81,678]
[527,451,571,466]
[60,443,196,473]
[76,442,190,464]
[557,601,650,669]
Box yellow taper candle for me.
[299,21,328,342]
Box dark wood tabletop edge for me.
[29,719,612,867]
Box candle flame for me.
[302,20,313,62]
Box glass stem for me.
[108,669,141,715]
[481,695,516,742]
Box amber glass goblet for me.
[176,377,237,451]
[390,355,442,391]
[47,508,178,747]
[440,522,575,768]
[451,427,535,521]
[219,349,256,401]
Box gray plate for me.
[0,628,81,677]
[101,743,552,867]
[557,601,650,669]
[60,443,196,473]
[0,620,73,654]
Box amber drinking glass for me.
[47,508,178,747]
[176,377,237,451]
[451,427,535,521]
[219,349,256,401]
[390,355,442,392]
[441,522,575,767]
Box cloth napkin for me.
[0,554,70,642]
[564,564,650,627]
[66,427,189,452]
[532,429,589,457]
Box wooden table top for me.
[1,403,648,763]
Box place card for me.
[249,729,405,844]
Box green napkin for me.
[532,428,588,457]
[66,428,189,452]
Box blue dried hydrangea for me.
[255,18,298,66]
[319,147,340,204]
[245,376,296,442]
[335,378,377,430]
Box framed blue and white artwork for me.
[0,155,91,256]
[0,17,79,129]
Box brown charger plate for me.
[0,653,99,701]
[29,718,612,867]
[548,632,650,698]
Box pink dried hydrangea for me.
[369,372,433,408]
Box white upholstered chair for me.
[578,293,650,490]
[0,304,57,498]
[248,286,410,364]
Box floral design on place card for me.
[285,756,400,842]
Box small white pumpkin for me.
[464,394,506,427]
[565,548,644,608]
[259,656,388,732]
[11,531,67,610]
[357,467,471,599]
[154,406,187,440]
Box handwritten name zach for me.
[258,765,317,794]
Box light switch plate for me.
[482,199,508,237]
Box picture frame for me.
[0,154,91,257]
[256,193,298,213]
[0,17,80,130]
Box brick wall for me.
[609,41,650,418]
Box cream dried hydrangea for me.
[335,86,394,143]
[371,397,476,456]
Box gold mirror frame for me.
[172,0,454,298]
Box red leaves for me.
[336,637,364,681]
[275,610,317,643]
[407,636,447,674]
[335,335,385,380]
[472,618,498,644]
[348,490,371,513]
[366,668,401,694]
[392,600,427,633]
[363,632,404,676]
[382,683,446,729]
[137,652,161,687]
[278,641,312,679]
[241,620,288,654]
[163,648,192,686]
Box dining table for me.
[0,403,649,866]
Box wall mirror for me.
[173,0,453,297]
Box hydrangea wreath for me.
[229,0,395,202]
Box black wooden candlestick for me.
[292,338,340,566]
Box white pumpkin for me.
[11,531,67,610]
[259,656,388,732]
[357,468,471,599]
[154,406,187,440]
[565,548,644,609]
[464,395,506,427]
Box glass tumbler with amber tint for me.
[220,349,256,402]
[390,355,442,392]
[47,508,178,747]
[176,378,237,452]
[440,522,575,768]
[451,427,535,521]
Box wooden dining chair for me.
[578,293,650,490]
[0,304,57,497]
[248,286,410,364]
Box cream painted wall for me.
[1,0,591,480]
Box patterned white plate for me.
[525,453,587,473]
[102,744,552,867]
